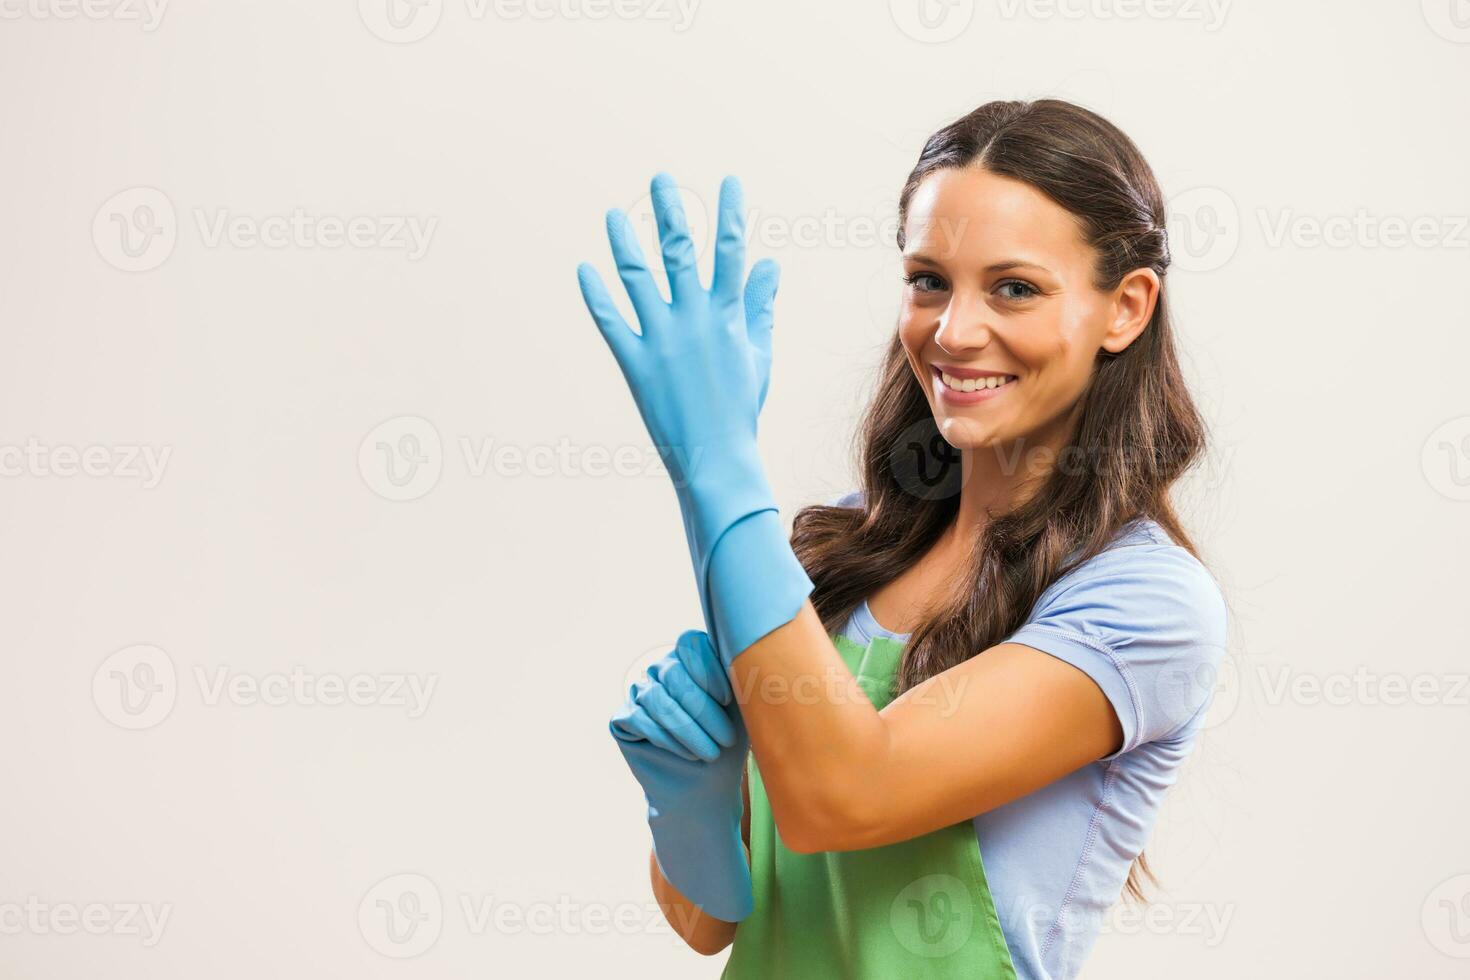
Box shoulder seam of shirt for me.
[1045,540,1218,609]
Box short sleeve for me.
[1006,537,1228,759]
[826,488,865,509]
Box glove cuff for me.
[648,805,753,922]
[705,508,814,667]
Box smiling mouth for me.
[932,366,1018,393]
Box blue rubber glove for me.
[578,174,813,665]
[610,629,751,921]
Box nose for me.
[934,291,994,356]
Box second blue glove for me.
[610,628,752,922]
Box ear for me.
[1101,267,1160,355]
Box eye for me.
[903,271,947,293]
[995,279,1039,301]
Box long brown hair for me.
[790,99,1207,901]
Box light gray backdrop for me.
[1,1,1466,976]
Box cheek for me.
[897,305,933,356]
[897,305,940,382]
[1010,302,1099,380]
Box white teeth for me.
[940,371,1015,392]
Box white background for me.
[1,0,1467,976]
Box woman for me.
[582,99,1229,979]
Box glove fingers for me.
[709,175,746,307]
[613,698,699,762]
[658,660,738,750]
[650,173,703,305]
[673,628,732,705]
[605,208,668,328]
[744,258,779,409]
[576,263,638,369]
[635,682,721,762]
[744,257,779,354]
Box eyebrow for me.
[903,252,1050,275]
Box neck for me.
[950,402,1081,541]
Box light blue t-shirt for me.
[828,489,1228,980]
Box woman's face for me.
[897,166,1152,454]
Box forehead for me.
[903,166,1090,265]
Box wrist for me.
[706,508,814,666]
[648,806,753,922]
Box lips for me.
[931,365,1017,404]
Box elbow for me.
[771,780,883,855]
[683,931,735,957]
[780,823,838,856]
[765,732,895,854]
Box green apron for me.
[723,633,1017,979]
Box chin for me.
[935,414,999,450]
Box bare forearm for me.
[702,503,1127,856]
[734,608,1127,852]
[649,849,738,955]
[729,601,891,851]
